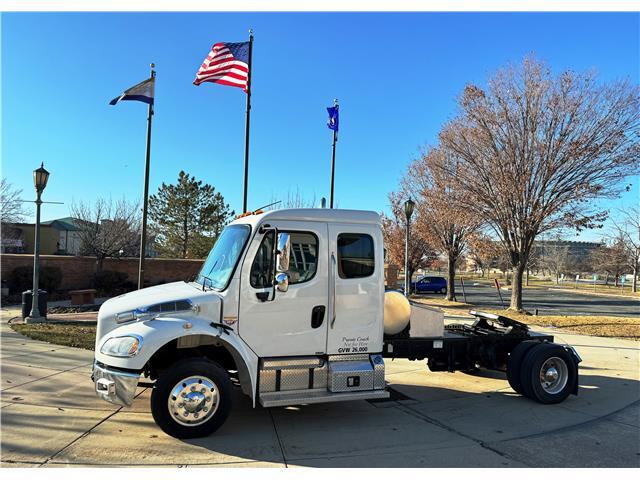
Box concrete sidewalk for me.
[1,306,638,468]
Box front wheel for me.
[151,358,232,439]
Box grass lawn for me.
[12,322,96,350]
[412,296,640,339]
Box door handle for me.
[311,305,325,329]
[330,252,337,328]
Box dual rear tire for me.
[507,342,578,404]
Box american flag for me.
[193,41,250,92]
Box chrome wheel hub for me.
[539,357,568,394]
[168,375,219,426]
[544,367,559,383]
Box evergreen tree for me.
[149,171,233,258]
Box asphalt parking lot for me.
[1,308,639,468]
[434,281,640,317]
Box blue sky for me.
[2,12,638,241]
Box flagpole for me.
[329,98,338,209]
[138,63,155,290]
[242,29,254,213]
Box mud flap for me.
[564,345,582,395]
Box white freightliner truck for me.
[92,208,581,439]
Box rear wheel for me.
[151,358,232,439]
[519,343,577,404]
[506,340,540,395]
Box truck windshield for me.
[195,224,251,290]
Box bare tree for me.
[1,179,30,224]
[589,235,628,287]
[398,147,480,301]
[269,187,319,209]
[535,236,570,284]
[613,207,640,292]
[467,234,502,277]
[71,198,141,270]
[439,56,640,310]
[381,201,436,290]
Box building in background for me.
[1,217,81,255]
[41,217,82,255]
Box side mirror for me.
[275,272,289,292]
[275,232,291,273]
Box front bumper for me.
[92,361,140,407]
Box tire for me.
[519,343,577,404]
[440,288,446,294]
[151,358,232,439]
[506,340,540,395]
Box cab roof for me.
[230,208,381,227]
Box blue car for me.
[411,276,447,294]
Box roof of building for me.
[40,217,79,231]
[230,208,381,228]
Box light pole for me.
[404,198,415,297]
[26,163,50,324]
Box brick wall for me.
[1,254,204,292]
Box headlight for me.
[100,335,143,357]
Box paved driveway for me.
[440,281,640,317]
[1,308,638,467]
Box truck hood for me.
[96,281,220,349]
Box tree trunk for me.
[509,263,526,311]
[633,263,638,293]
[525,268,530,286]
[446,256,456,301]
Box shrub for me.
[7,265,63,293]
[93,270,128,293]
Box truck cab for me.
[93,208,389,438]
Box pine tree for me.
[149,171,233,259]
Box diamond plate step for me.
[259,388,389,407]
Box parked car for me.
[411,276,447,294]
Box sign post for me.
[494,278,504,308]
[460,276,467,304]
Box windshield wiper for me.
[198,257,221,291]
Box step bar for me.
[259,388,389,408]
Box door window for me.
[337,233,375,279]
[250,231,318,288]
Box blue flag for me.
[327,105,339,132]
[110,77,155,105]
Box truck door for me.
[326,224,384,355]
[238,221,329,357]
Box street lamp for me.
[404,198,415,297]
[25,163,50,324]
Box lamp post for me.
[404,198,415,297]
[25,163,50,324]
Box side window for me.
[250,231,318,288]
[250,231,274,288]
[288,232,318,283]
[337,233,375,279]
